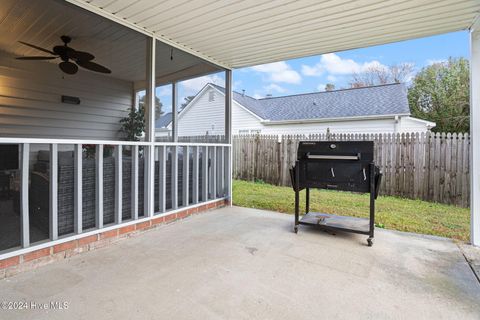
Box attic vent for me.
[209,91,215,102]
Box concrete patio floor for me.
[1,206,479,320]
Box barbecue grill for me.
[290,141,382,246]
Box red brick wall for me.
[0,199,227,279]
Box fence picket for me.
[232,132,470,207]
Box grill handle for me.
[306,153,360,160]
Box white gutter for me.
[260,113,410,125]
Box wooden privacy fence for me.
[233,132,470,207]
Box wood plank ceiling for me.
[0,0,218,82]
[68,0,480,69]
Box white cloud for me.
[301,53,387,77]
[317,83,326,91]
[264,83,286,93]
[327,75,337,82]
[253,93,263,99]
[251,61,301,84]
[180,74,224,95]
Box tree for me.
[350,62,414,87]
[408,57,469,132]
[181,95,195,109]
[325,83,335,91]
[119,106,145,141]
[138,95,163,120]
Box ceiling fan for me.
[15,35,111,75]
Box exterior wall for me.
[0,50,132,140]
[0,199,228,279]
[260,118,399,135]
[177,87,226,136]
[398,116,434,133]
[231,100,264,134]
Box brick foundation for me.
[0,199,227,279]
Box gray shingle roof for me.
[156,112,172,128]
[213,83,410,121]
[156,83,410,127]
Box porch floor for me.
[1,206,480,319]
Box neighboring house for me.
[156,83,435,137]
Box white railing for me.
[0,138,231,256]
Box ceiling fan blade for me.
[16,56,56,60]
[59,61,78,75]
[76,60,111,74]
[18,41,56,55]
[70,50,95,61]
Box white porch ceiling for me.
[68,0,480,69]
[0,0,220,82]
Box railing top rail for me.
[0,137,231,147]
[0,137,150,146]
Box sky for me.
[155,31,469,114]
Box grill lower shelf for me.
[299,212,370,234]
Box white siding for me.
[177,87,226,136]
[0,50,132,140]
[232,101,263,134]
[398,116,434,133]
[260,118,398,135]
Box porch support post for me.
[172,82,178,142]
[20,143,30,248]
[50,143,58,240]
[225,69,233,205]
[145,37,156,217]
[470,20,480,246]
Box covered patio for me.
[1,207,479,319]
[1,0,480,316]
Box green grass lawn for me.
[232,180,470,242]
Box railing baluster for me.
[202,146,208,202]
[212,146,217,199]
[172,146,178,209]
[146,146,155,217]
[183,146,189,206]
[50,143,58,240]
[20,143,30,248]
[221,146,225,196]
[115,145,122,224]
[132,145,139,220]
[158,146,166,213]
[74,144,83,234]
[192,146,199,204]
[96,144,104,228]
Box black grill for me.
[290,141,382,246]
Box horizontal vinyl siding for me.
[0,50,132,140]
[177,87,225,136]
[399,116,431,133]
[231,101,263,134]
[261,118,398,135]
